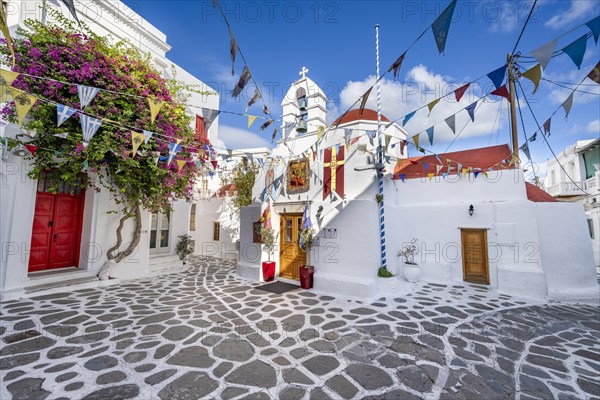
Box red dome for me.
[332,109,390,126]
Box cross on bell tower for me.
[299,66,309,79]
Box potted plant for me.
[260,227,276,282]
[299,227,316,289]
[377,266,399,295]
[175,234,195,264]
[398,238,420,282]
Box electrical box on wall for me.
[322,227,337,239]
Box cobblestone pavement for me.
[1,257,599,400]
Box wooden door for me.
[461,229,489,284]
[29,193,55,272]
[279,213,306,280]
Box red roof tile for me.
[332,109,390,126]
[525,182,557,202]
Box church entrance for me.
[29,173,85,273]
[279,213,305,280]
[461,229,490,284]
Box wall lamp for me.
[468,204,474,216]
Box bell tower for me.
[280,67,328,140]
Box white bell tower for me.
[280,67,328,140]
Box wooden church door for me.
[279,214,306,280]
[461,229,490,285]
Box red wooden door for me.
[29,193,55,272]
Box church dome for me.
[332,109,390,126]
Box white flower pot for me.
[403,262,420,283]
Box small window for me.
[285,219,293,242]
[196,115,206,140]
[202,179,208,191]
[213,222,220,241]
[189,204,197,231]
[588,219,595,239]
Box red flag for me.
[388,52,406,80]
[350,137,360,145]
[491,85,510,101]
[259,203,272,229]
[24,144,37,155]
[210,160,218,170]
[543,118,551,136]
[359,87,372,116]
[399,140,406,154]
[323,146,345,200]
[454,84,469,102]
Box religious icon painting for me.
[286,158,310,194]
[323,145,345,200]
[252,222,262,243]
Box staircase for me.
[148,254,187,276]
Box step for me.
[148,255,187,276]
[25,276,100,294]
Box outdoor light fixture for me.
[11,144,28,158]
[469,204,474,216]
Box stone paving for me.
[1,257,599,400]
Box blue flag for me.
[487,65,507,90]
[403,111,416,126]
[426,127,434,145]
[562,34,588,70]
[586,16,600,44]
[466,101,477,122]
[56,104,76,127]
[431,0,458,54]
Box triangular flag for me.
[384,134,391,150]
[491,85,510,101]
[202,108,220,131]
[436,164,443,174]
[388,52,406,80]
[586,16,600,44]
[247,115,258,128]
[399,140,406,154]
[520,142,531,161]
[79,114,102,142]
[167,139,182,165]
[562,34,588,70]
[530,133,537,142]
[454,83,469,102]
[587,61,600,84]
[487,65,507,89]
[412,134,420,150]
[466,101,477,122]
[60,0,80,24]
[0,69,19,88]
[131,132,145,155]
[259,119,274,131]
[531,39,557,70]
[142,130,154,144]
[148,98,165,124]
[176,160,186,172]
[562,93,574,119]
[399,174,406,182]
[77,85,99,109]
[431,0,458,54]
[426,127,434,145]
[521,64,542,94]
[427,98,441,114]
[359,87,372,115]
[423,163,430,171]
[56,104,77,127]
[427,173,435,181]
[271,127,279,143]
[403,111,416,126]
[543,118,551,136]
[24,144,37,155]
[13,91,38,126]
[232,65,251,98]
[0,7,15,67]
[317,125,325,141]
[229,27,237,76]
[445,114,456,134]
[473,171,480,178]
[246,88,260,110]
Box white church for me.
[236,68,599,303]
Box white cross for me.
[299,66,309,79]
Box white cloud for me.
[217,124,272,149]
[333,64,509,145]
[586,119,600,133]
[545,0,597,29]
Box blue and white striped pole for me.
[375,24,387,270]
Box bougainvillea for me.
[0,11,208,267]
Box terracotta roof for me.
[393,144,513,179]
[332,109,390,126]
[525,182,558,202]
[212,183,235,198]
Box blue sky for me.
[133,0,600,179]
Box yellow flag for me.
[428,173,435,181]
[0,7,15,67]
[147,98,165,124]
[317,125,325,142]
[521,64,542,94]
[461,168,468,176]
[412,133,420,150]
[247,115,257,128]
[177,160,186,172]
[0,69,19,87]
[483,171,489,178]
[13,91,38,126]
[131,132,145,155]
[427,98,441,114]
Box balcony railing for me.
[547,176,600,197]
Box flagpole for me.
[375,24,387,271]
[507,53,520,167]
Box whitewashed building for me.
[0,0,219,297]
[544,138,600,266]
[238,71,599,303]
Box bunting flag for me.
[351,137,360,145]
[445,114,456,134]
[148,98,165,124]
[431,0,457,54]
[491,85,510,101]
[403,111,416,126]
[246,88,260,110]
[24,144,37,155]
[399,174,406,182]
[428,173,435,181]
[0,6,14,67]
[271,128,279,143]
[131,132,145,155]
[543,118,551,136]
[283,122,296,137]
[562,93,574,119]
[521,64,542,94]
[426,127,435,145]
[344,129,352,149]
[259,202,272,229]
[77,85,99,109]
[142,130,154,144]
[263,105,269,115]
[427,98,441,114]
[384,134,392,151]
[562,34,588,70]
[60,0,80,24]
[229,27,237,76]
[232,65,251,98]
[423,163,429,171]
[167,139,182,165]
[531,39,557,70]
[259,119,274,131]
[473,171,480,179]
[359,87,373,115]
[79,114,102,142]
[587,16,600,44]
[210,160,218,170]
[412,134,420,150]
[13,91,38,126]
[0,69,19,89]
[54,133,68,139]
[487,65,507,89]
[247,115,258,128]
[466,101,477,122]
[388,52,406,80]
[454,83,469,102]
[530,133,537,142]
[176,160,186,172]
[520,142,531,161]
[301,200,312,230]
[56,104,77,127]
[587,61,600,84]
[317,125,325,142]
[323,145,345,200]
[399,140,406,154]
[202,108,220,131]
